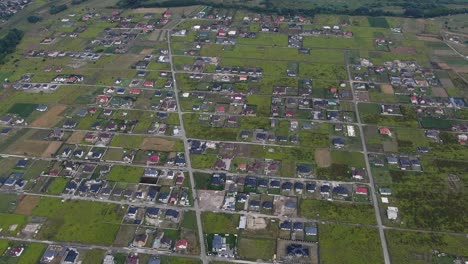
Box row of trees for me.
[0,29,24,64]
[118,0,468,18]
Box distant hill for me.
[117,0,468,18]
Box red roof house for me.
[356,187,368,195]
[175,239,188,250]
[379,127,392,136]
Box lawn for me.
[0,213,28,234]
[191,154,217,169]
[160,256,202,264]
[7,103,38,118]
[18,243,47,264]
[201,212,240,234]
[386,230,468,264]
[107,165,144,183]
[193,172,211,189]
[110,135,145,149]
[319,224,384,264]
[0,240,8,255]
[300,199,376,225]
[46,177,69,194]
[238,238,276,261]
[331,150,365,167]
[82,249,106,264]
[0,193,17,213]
[33,197,124,245]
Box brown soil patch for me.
[42,141,63,158]
[416,36,442,42]
[141,137,176,151]
[132,7,167,14]
[31,104,67,128]
[431,87,449,97]
[67,131,86,144]
[15,195,40,215]
[437,63,451,70]
[381,84,394,95]
[7,140,50,156]
[391,46,417,54]
[140,48,154,55]
[315,148,331,168]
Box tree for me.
[27,15,42,23]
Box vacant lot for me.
[315,148,331,167]
[7,140,50,156]
[7,103,37,118]
[238,238,276,261]
[31,104,67,127]
[300,199,376,225]
[320,224,384,264]
[67,131,87,144]
[381,84,394,95]
[15,195,40,215]
[202,212,240,234]
[41,141,63,158]
[33,197,124,245]
[141,137,181,151]
[107,165,144,183]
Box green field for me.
[191,154,217,169]
[0,213,28,234]
[386,230,468,264]
[107,165,144,183]
[238,238,276,260]
[202,212,240,234]
[32,197,124,245]
[110,135,144,148]
[300,199,376,224]
[17,243,47,264]
[7,103,38,118]
[46,177,69,194]
[319,224,384,264]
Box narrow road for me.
[346,55,391,264]
[166,29,208,264]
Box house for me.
[9,246,24,257]
[148,257,161,264]
[333,185,349,197]
[379,127,392,136]
[352,169,366,180]
[355,187,368,195]
[320,184,331,195]
[127,207,137,219]
[133,233,148,247]
[262,201,273,210]
[306,182,316,193]
[379,188,392,196]
[280,220,292,230]
[63,248,79,264]
[165,209,180,222]
[16,159,29,168]
[36,104,48,112]
[387,207,398,220]
[175,239,188,251]
[332,137,345,148]
[212,234,227,252]
[387,156,399,165]
[305,226,318,236]
[144,168,158,177]
[249,200,260,210]
[293,222,304,231]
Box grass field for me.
[17,243,47,264]
[238,238,276,261]
[300,199,376,224]
[110,135,145,149]
[0,213,28,234]
[46,177,69,194]
[0,193,17,213]
[7,103,38,118]
[331,150,366,167]
[386,230,468,264]
[82,249,106,264]
[319,224,384,264]
[201,212,240,234]
[191,154,217,169]
[107,165,144,183]
[33,197,124,245]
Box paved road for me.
[166,29,209,264]
[346,58,391,264]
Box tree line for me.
[117,0,468,18]
[0,29,24,64]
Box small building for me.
[387,207,398,220]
